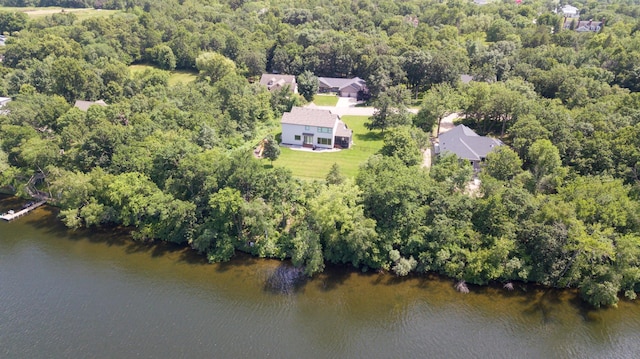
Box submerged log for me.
[455,280,469,294]
[503,282,514,291]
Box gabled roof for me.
[437,125,502,161]
[334,120,352,138]
[575,20,602,32]
[318,77,366,91]
[561,4,579,15]
[281,107,340,128]
[563,18,602,32]
[260,74,296,89]
[74,100,107,111]
[460,74,474,84]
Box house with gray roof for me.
[317,77,368,98]
[281,107,352,149]
[259,74,297,93]
[74,99,107,111]
[563,18,603,32]
[435,125,502,171]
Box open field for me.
[129,64,197,86]
[0,6,118,20]
[269,115,383,180]
[312,94,339,106]
[167,70,198,86]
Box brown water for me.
[1,195,639,358]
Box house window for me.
[305,126,310,131]
[317,127,332,134]
[317,138,332,146]
[294,135,301,141]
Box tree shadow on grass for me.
[355,131,383,142]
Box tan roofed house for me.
[260,74,297,93]
[281,107,352,149]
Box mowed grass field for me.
[129,64,197,86]
[313,94,339,106]
[269,115,383,180]
[0,7,118,20]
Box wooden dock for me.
[0,201,46,221]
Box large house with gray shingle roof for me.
[435,125,502,171]
[318,77,367,98]
[281,107,352,149]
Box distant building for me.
[460,74,474,84]
[259,74,298,93]
[560,4,580,18]
[563,18,603,32]
[0,97,11,107]
[435,125,502,171]
[74,100,107,111]
[280,107,352,149]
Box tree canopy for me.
[1,0,640,307]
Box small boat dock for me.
[0,201,46,221]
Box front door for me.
[303,135,313,146]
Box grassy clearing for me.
[129,64,197,86]
[313,94,339,106]
[0,7,118,20]
[168,70,198,86]
[269,115,383,180]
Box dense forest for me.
[1,0,640,307]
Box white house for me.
[560,4,580,18]
[280,107,352,149]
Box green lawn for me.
[129,64,197,86]
[0,7,118,20]
[167,70,198,86]
[269,115,383,180]
[313,94,339,106]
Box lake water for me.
[1,195,639,358]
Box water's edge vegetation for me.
[1,0,640,308]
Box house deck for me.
[0,201,46,221]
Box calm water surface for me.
[1,195,639,358]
